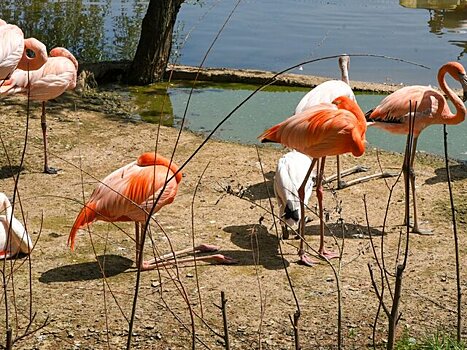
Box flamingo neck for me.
[438,65,466,124]
[16,38,47,71]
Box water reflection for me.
[0,0,148,62]
[400,0,467,58]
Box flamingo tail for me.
[68,202,96,251]
[258,124,281,143]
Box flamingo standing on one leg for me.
[365,61,467,234]
[0,193,33,258]
[68,152,236,270]
[260,96,367,266]
[274,150,316,239]
[0,19,47,80]
[0,47,78,174]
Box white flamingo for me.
[0,193,33,258]
[274,150,316,239]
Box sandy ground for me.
[0,86,466,350]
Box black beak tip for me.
[463,92,467,102]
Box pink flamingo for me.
[366,61,467,234]
[69,152,236,270]
[0,19,47,80]
[260,96,367,266]
[0,47,78,174]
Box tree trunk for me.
[125,0,184,85]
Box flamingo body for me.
[68,152,182,251]
[1,47,77,101]
[0,193,32,258]
[274,151,315,230]
[261,101,367,158]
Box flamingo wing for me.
[261,103,366,158]
[365,85,448,124]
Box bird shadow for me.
[39,255,133,283]
[425,163,467,185]
[223,223,289,270]
[302,221,385,239]
[0,165,24,180]
[242,171,275,201]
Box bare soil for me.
[0,85,466,350]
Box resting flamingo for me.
[366,61,467,234]
[0,19,47,80]
[0,47,78,174]
[260,96,367,266]
[0,193,33,258]
[274,150,316,239]
[295,55,370,189]
[68,152,235,270]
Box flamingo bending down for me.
[0,193,33,258]
[260,96,367,266]
[0,19,47,80]
[295,55,370,189]
[68,152,235,270]
[274,150,316,239]
[0,47,78,174]
[365,61,467,234]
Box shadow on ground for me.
[223,223,289,270]
[425,164,467,184]
[39,255,133,283]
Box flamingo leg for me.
[141,244,237,270]
[297,158,319,266]
[316,158,339,259]
[41,102,58,174]
[407,137,433,235]
[135,222,141,265]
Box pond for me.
[131,82,467,161]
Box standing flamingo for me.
[68,152,235,270]
[366,61,467,234]
[0,19,47,80]
[295,55,368,189]
[0,47,78,174]
[260,96,367,266]
[0,193,33,258]
[274,150,316,239]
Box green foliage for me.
[395,329,466,350]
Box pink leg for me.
[142,244,237,270]
[316,158,339,260]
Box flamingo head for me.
[444,62,467,102]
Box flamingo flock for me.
[1,17,466,271]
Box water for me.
[177,0,467,86]
[133,83,467,161]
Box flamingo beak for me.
[460,74,467,102]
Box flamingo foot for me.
[319,249,339,260]
[44,166,59,174]
[298,253,318,267]
[411,226,434,235]
[194,244,220,253]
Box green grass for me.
[396,329,466,350]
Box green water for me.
[131,82,467,162]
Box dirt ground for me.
[0,85,466,350]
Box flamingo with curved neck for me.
[0,19,47,79]
[366,61,467,234]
